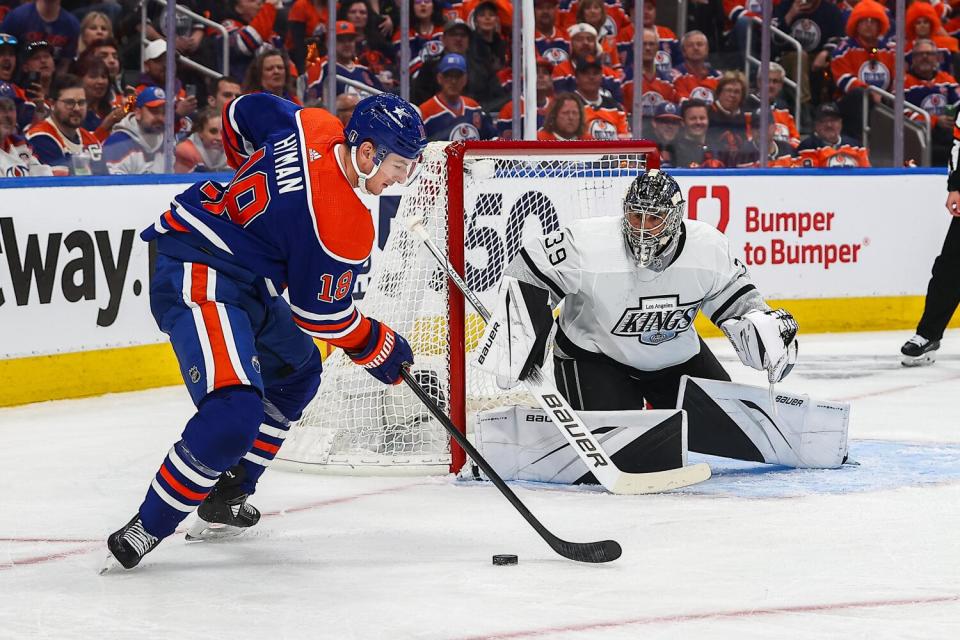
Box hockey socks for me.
[137,387,264,539]
[236,399,290,494]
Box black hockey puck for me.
[492,554,518,566]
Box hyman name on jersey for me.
[611,295,700,345]
[273,133,304,194]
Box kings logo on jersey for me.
[611,295,701,345]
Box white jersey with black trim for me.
[507,216,768,372]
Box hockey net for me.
[278,140,658,475]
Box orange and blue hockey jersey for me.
[141,93,378,352]
[904,70,960,127]
[418,93,496,141]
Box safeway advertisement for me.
[671,173,951,299]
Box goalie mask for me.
[622,169,685,267]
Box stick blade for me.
[550,538,622,564]
[609,462,712,495]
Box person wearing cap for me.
[626,27,678,121]
[649,101,682,167]
[672,30,720,104]
[137,39,199,118]
[796,102,870,167]
[830,0,895,136]
[0,33,17,85]
[0,0,79,70]
[552,23,624,104]
[305,20,383,103]
[19,40,55,107]
[0,35,39,131]
[496,55,554,139]
[534,0,569,65]
[573,56,630,140]
[574,0,624,70]
[905,38,960,167]
[25,73,104,175]
[101,85,167,174]
[537,91,586,140]
[411,17,471,105]
[417,51,495,142]
[0,93,51,177]
[736,107,797,168]
[464,0,509,113]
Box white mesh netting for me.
[277,141,651,475]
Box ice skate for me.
[900,334,939,367]
[185,466,261,542]
[99,515,160,574]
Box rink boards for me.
[0,169,954,406]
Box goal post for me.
[277,140,660,476]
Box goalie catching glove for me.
[346,318,413,385]
[472,277,555,389]
[720,309,798,383]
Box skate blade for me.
[184,520,247,542]
[901,353,936,367]
[98,552,124,575]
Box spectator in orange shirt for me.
[626,26,678,122]
[905,0,958,70]
[830,0,894,137]
[574,56,629,139]
[538,91,586,140]
[672,30,720,104]
[757,62,801,148]
[904,38,960,166]
[796,101,871,167]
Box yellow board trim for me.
[1,296,955,408]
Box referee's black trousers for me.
[917,216,960,341]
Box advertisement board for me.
[0,170,952,405]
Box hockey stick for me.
[400,367,621,563]
[405,215,711,494]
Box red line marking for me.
[450,594,960,640]
[834,371,960,402]
[0,481,426,570]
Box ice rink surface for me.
[2,330,959,640]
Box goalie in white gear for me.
[494,169,805,466]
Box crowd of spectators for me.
[0,0,958,176]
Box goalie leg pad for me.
[678,376,849,468]
[473,277,554,389]
[473,406,688,484]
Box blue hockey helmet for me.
[345,93,427,192]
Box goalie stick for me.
[405,215,711,495]
[400,367,621,563]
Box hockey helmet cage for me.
[622,169,685,267]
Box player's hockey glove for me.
[720,308,798,383]
[346,318,413,385]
